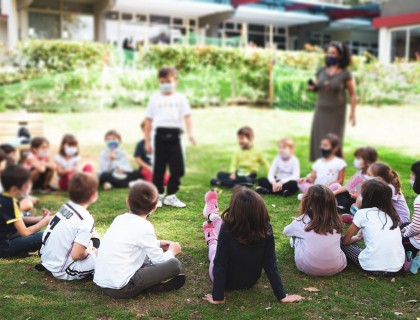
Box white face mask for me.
[280,151,290,160]
[353,158,362,170]
[365,175,376,181]
[38,150,49,158]
[64,145,78,157]
[410,180,415,187]
[160,82,174,94]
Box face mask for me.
[410,180,415,187]
[365,175,376,181]
[357,195,363,204]
[326,56,339,66]
[106,140,119,150]
[280,151,290,160]
[38,150,49,158]
[160,83,174,94]
[64,145,78,157]
[320,148,332,158]
[353,159,362,170]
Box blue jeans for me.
[0,231,43,258]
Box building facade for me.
[1,0,379,55]
[373,0,420,63]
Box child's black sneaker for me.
[144,274,186,293]
[210,179,221,186]
[255,186,269,195]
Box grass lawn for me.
[0,107,419,320]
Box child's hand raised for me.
[280,294,304,303]
[202,294,225,304]
[41,208,52,217]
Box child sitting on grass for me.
[0,165,51,258]
[365,162,410,224]
[401,161,420,274]
[94,181,185,298]
[341,179,405,276]
[202,188,303,304]
[256,137,300,196]
[283,185,347,276]
[210,126,269,189]
[98,130,141,190]
[40,172,100,280]
[298,133,346,199]
[24,137,57,193]
[134,120,169,186]
[55,134,94,191]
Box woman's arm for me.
[347,78,357,126]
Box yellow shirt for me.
[230,146,270,176]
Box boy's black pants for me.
[153,128,184,195]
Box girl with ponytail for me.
[366,163,410,224]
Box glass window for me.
[62,14,94,41]
[391,29,407,61]
[408,27,420,61]
[173,18,183,25]
[249,24,265,33]
[136,15,147,23]
[106,11,119,20]
[121,13,133,21]
[150,15,170,25]
[63,2,93,14]
[29,12,60,39]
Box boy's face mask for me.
[160,82,175,94]
[106,140,119,150]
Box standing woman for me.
[308,42,357,161]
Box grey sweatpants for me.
[102,258,182,299]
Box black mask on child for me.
[320,148,332,158]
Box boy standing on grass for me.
[40,172,100,280]
[144,67,196,208]
[93,181,185,298]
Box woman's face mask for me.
[106,140,119,150]
[326,56,339,66]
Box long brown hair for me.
[59,134,79,157]
[360,179,399,230]
[221,188,271,245]
[299,185,343,234]
[369,162,402,194]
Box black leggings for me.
[99,171,141,188]
[336,191,355,214]
[400,222,419,256]
[340,241,402,276]
[216,172,256,188]
[257,178,298,195]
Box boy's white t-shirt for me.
[93,213,174,289]
[313,157,347,185]
[40,201,95,279]
[145,92,191,130]
[54,154,80,170]
[268,155,300,184]
[353,207,405,272]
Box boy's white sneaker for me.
[157,194,164,208]
[163,194,186,208]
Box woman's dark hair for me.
[354,146,378,174]
[323,133,343,158]
[59,134,78,157]
[369,162,402,194]
[237,126,254,141]
[360,179,399,230]
[299,185,343,234]
[221,188,271,245]
[0,165,31,191]
[411,161,420,194]
[30,137,49,149]
[325,41,351,69]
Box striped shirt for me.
[404,195,420,249]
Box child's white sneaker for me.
[157,194,164,208]
[297,193,304,201]
[163,194,186,208]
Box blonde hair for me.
[279,137,295,151]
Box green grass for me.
[1,109,419,320]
